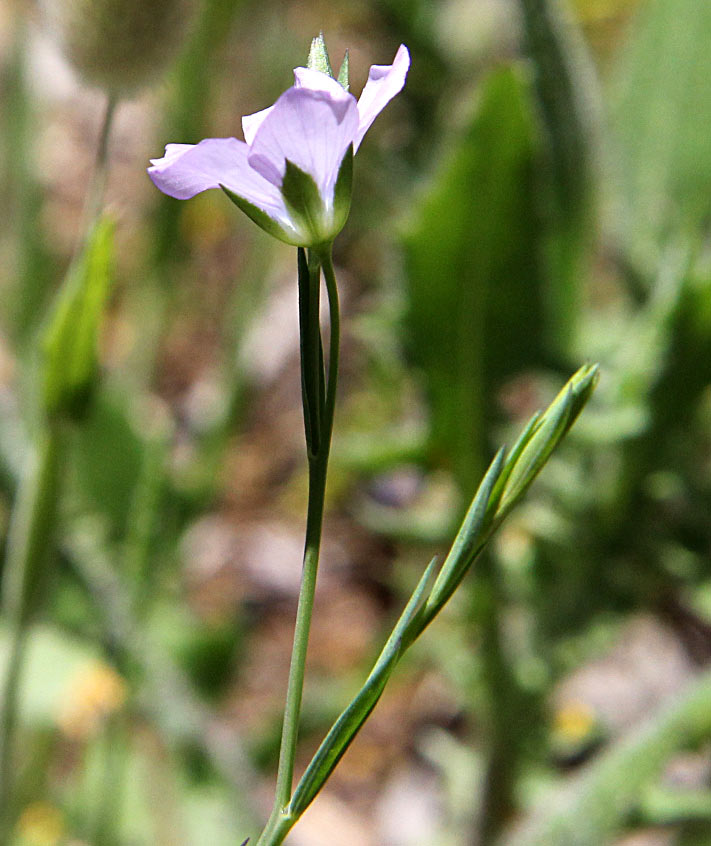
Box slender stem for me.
[0,424,64,843]
[320,249,340,450]
[258,246,340,845]
[82,93,118,238]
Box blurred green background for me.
[3,0,711,844]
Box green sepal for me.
[281,159,343,247]
[41,215,114,422]
[307,32,333,77]
[337,50,350,91]
[278,150,352,249]
[281,159,323,237]
[220,184,299,246]
[333,145,353,236]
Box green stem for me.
[0,423,64,843]
[257,246,340,846]
[475,553,524,845]
[82,93,118,235]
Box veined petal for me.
[148,137,287,218]
[241,67,342,145]
[248,83,359,207]
[354,44,410,152]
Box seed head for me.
[41,0,193,93]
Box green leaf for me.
[307,33,333,77]
[68,386,145,533]
[421,449,506,622]
[41,215,114,421]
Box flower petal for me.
[354,44,410,152]
[292,66,344,94]
[247,81,359,207]
[242,106,274,145]
[150,143,193,167]
[241,67,343,145]
[147,137,287,218]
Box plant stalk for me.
[257,246,340,846]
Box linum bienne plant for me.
[149,34,598,846]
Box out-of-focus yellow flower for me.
[58,659,127,739]
[551,699,604,764]
[16,802,64,846]
[553,699,597,742]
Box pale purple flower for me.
[148,44,410,247]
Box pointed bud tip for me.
[307,32,333,77]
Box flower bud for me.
[40,0,193,93]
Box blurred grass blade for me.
[288,557,439,818]
[402,65,545,493]
[505,666,711,846]
[610,0,711,273]
[41,215,114,421]
[517,0,600,353]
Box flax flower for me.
[148,44,410,247]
